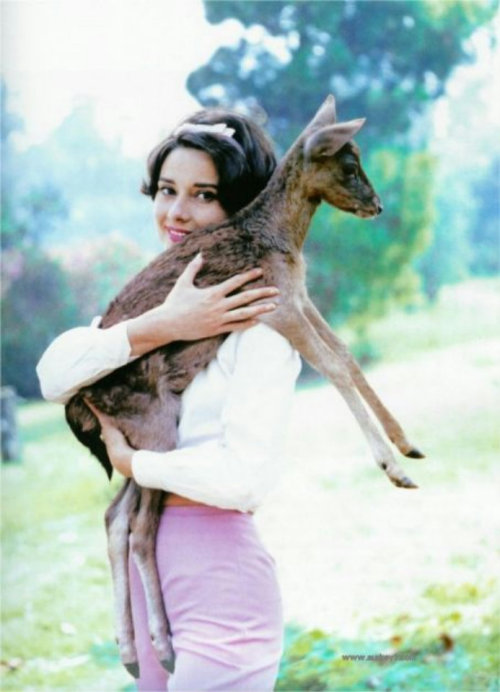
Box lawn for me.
[1,279,499,691]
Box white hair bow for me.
[173,122,236,138]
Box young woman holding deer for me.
[37,110,301,691]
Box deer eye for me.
[343,163,358,179]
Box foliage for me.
[1,96,76,397]
[188,0,498,324]
[1,236,150,398]
[346,277,500,363]
[417,160,500,299]
[1,182,68,252]
[1,81,68,252]
[1,87,152,397]
[1,235,151,399]
[1,281,498,689]
[54,234,152,324]
[468,156,500,276]
[1,249,83,398]
[276,619,499,691]
[304,149,435,331]
[415,169,472,301]
[1,401,131,691]
[16,102,153,252]
[190,0,496,152]
[2,81,154,253]
[417,65,500,298]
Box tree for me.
[468,156,500,276]
[1,84,81,397]
[305,148,434,327]
[187,1,496,332]
[189,1,496,153]
[20,103,153,252]
[470,157,500,276]
[1,252,82,398]
[58,234,152,324]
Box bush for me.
[55,233,152,323]
[1,249,82,398]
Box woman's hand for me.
[85,399,135,478]
[126,253,280,357]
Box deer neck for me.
[250,149,320,251]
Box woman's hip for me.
[153,505,283,667]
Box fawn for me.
[65,95,423,676]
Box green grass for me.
[1,278,499,690]
[1,404,130,691]
[275,567,500,691]
[277,618,500,692]
[344,277,500,363]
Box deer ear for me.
[304,118,366,160]
[306,94,337,131]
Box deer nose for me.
[375,199,383,215]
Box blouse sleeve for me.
[132,324,302,512]
[36,317,135,404]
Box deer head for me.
[302,95,383,218]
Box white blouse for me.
[37,320,301,512]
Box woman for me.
[37,109,301,691]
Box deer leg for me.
[129,488,176,673]
[303,299,424,459]
[118,387,180,673]
[105,480,141,678]
[276,309,417,488]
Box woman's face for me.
[154,146,228,248]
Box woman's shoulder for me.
[228,322,293,350]
[218,323,299,371]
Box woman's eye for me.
[159,186,175,197]
[197,190,218,202]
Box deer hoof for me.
[124,661,140,679]
[161,637,176,674]
[161,656,175,674]
[393,475,419,489]
[405,447,425,459]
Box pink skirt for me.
[129,505,283,691]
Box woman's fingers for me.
[84,398,109,443]
[215,268,264,297]
[85,397,128,448]
[178,252,204,285]
[221,285,280,325]
[84,398,113,434]
[222,302,277,324]
[213,269,281,327]
[224,285,280,310]
[177,260,276,306]
[219,320,259,333]
[84,397,103,421]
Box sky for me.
[2,0,498,160]
[2,0,243,156]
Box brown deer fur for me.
[65,95,423,677]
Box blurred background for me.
[1,1,499,690]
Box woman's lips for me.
[165,226,191,243]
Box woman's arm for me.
[95,325,301,512]
[36,254,280,404]
[126,254,278,356]
[36,319,134,404]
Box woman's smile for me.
[154,147,228,248]
[164,226,192,244]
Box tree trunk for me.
[1,387,21,462]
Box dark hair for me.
[141,109,277,215]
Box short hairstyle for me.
[141,109,277,215]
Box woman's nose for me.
[169,196,190,222]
